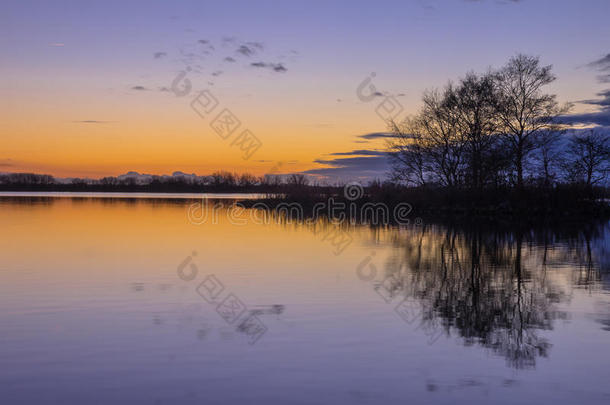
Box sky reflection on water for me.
[0,197,609,404]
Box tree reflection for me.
[381,222,607,369]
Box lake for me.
[1,196,609,404]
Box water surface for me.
[0,191,268,199]
[0,197,609,404]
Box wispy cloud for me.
[131,85,148,91]
[250,62,287,73]
[587,53,610,83]
[559,54,610,126]
[357,132,398,140]
[303,155,390,182]
[237,44,256,57]
[587,54,610,69]
[329,149,387,156]
[582,89,610,108]
[157,37,291,80]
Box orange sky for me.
[1,0,608,179]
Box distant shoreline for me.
[1,184,608,222]
[0,191,269,199]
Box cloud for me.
[587,53,610,83]
[329,149,387,156]
[250,62,287,73]
[131,86,148,91]
[556,111,610,126]
[49,42,64,47]
[212,70,223,77]
[197,40,214,51]
[582,90,610,107]
[357,132,398,140]
[237,44,255,56]
[246,41,264,50]
[236,42,264,57]
[558,92,610,125]
[561,55,610,126]
[303,155,390,182]
[224,56,236,62]
[272,63,287,73]
[153,51,167,59]
[587,54,610,70]
[222,37,236,45]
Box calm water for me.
[1,197,609,404]
[0,192,269,199]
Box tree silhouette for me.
[379,223,608,368]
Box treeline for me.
[0,170,320,193]
[388,54,609,189]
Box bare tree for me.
[534,129,564,187]
[389,73,503,188]
[563,129,609,187]
[288,173,309,186]
[446,72,501,188]
[494,54,571,188]
[238,173,257,187]
[417,89,465,187]
[387,118,429,186]
[211,171,236,187]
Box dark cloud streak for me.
[329,149,387,156]
[560,53,610,126]
[250,62,287,73]
[357,132,398,140]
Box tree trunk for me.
[516,140,523,189]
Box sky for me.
[1,0,609,181]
